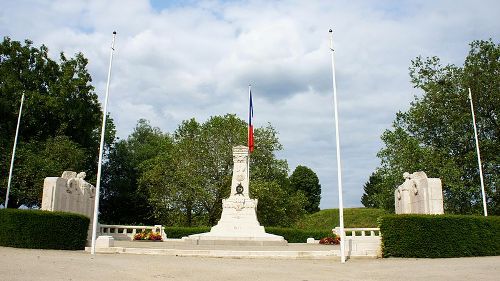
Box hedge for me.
[164,226,211,238]
[379,214,500,258]
[164,226,333,243]
[265,227,333,243]
[0,209,90,250]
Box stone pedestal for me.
[185,146,286,246]
[395,171,444,215]
[96,236,114,248]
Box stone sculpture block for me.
[42,171,96,241]
[395,171,444,215]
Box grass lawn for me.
[295,208,387,230]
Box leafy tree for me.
[139,118,207,226]
[100,119,165,224]
[289,165,321,213]
[137,114,305,227]
[363,40,500,214]
[0,37,109,208]
[251,180,307,227]
[361,171,386,209]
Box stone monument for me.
[395,171,444,215]
[185,146,286,245]
[41,171,96,241]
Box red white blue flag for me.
[248,89,254,153]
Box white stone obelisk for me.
[185,146,286,245]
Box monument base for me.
[183,194,287,246]
[183,234,287,246]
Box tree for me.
[100,119,165,225]
[289,165,321,213]
[361,171,387,209]
[0,37,109,208]
[362,40,500,214]
[137,114,305,227]
[251,180,307,227]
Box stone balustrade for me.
[99,224,167,241]
[333,227,381,257]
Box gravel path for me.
[0,246,498,281]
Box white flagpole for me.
[329,29,346,263]
[91,31,117,254]
[247,84,251,185]
[5,92,25,208]
[468,88,487,216]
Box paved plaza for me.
[0,246,498,281]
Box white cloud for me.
[1,0,499,209]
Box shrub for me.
[265,227,333,243]
[164,226,210,238]
[379,214,500,258]
[0,209,89,250]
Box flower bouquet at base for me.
[133,231,163,241]
[319,235,340,245]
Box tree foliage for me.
[289,165,321,213]
[0,37,109,208]
[101,114,309,227]
[100,119,164,225]
[362,40,500,214]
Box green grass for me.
[295,208,387,230]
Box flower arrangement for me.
[133,231,163,241]
[319,236,340,245]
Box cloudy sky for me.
[1,0,499,209]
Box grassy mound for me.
[295,208,387,230]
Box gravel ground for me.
[0,246,498,281]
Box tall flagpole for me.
[329,29,346,263]
[468,88,487,216]
[5,92,25,208]
[247,84,251,185]
[91,31,117,254]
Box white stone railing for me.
[333,227,381,257]
[99,224,167,241]
[333,227,380,237]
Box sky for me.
[1,0,499,209]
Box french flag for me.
[248,89,254,153]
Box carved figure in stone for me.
[395,171,444,215]
[42,171,96,242]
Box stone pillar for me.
[230,146,250,198]
[184,145,286,245]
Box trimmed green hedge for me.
[0,209,90,250]
[379,214,500,258]
[265,227,333,243]
[164,226,333,243]
[164,226,210,238]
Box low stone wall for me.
[99,224,167,241]
[333,227,381,257]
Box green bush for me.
[164,226,210,238]
[0,209,90,250]
[265,227,333,243]
[379,214,500,258]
